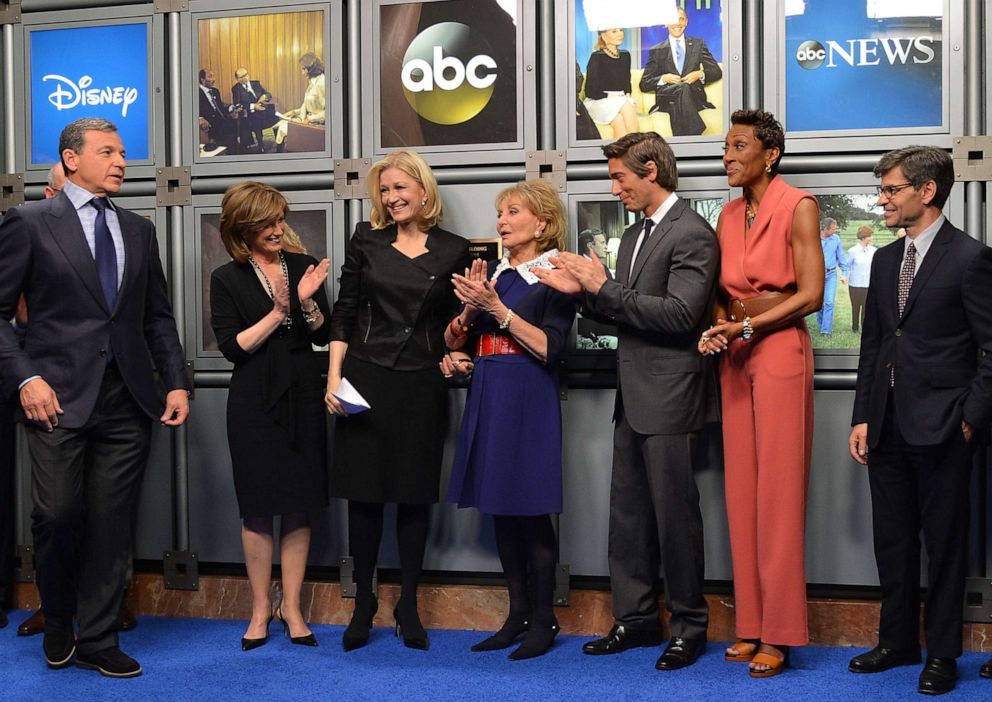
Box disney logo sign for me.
[43,74,139,118]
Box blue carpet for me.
[1,611,990,701]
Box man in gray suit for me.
[536,131,718,670]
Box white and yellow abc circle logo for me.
[400,22,498,125]
[796,40,826,70]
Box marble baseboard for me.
[14,576,992,653]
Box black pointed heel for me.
[342,598,378,652]
[275,607,318,647]
[393,603,429,650]
[471,616,531,652]
[508,619,559,661]
[241,613,274,651]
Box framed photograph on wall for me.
[558,0,742,160]
[16,6,165,181]
[183,0,343,176]
[363,0,536,165]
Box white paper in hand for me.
[333,378,371,414]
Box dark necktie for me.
[898,241,916,317]
[90,197,118,313]
[630,219,656,274]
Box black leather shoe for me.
[241,613,273,651]
[471,615,530,652]
[980,657,992,679]
[18,609,44,637]
[43,627,76,669]
[393,602,429,651]
[120,604,137,632]
[918,657,956,695]
[655,637,705,670]
[848,645,921,673]
[342,597,378,652]
[508,619,559,661]
[582,624,663,655]
[76,646,142,678]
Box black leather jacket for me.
[329,222,471,370]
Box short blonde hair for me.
[495,179,567,253]
[367,150,443,231]
[219,181,306,263]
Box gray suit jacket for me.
[585,198,719,435]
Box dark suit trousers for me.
[608,407,708,640]
[868,393,972,658]
[654,83,706,136]
[27,366,151,655]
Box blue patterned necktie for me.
[90,197,118,313]
[675,39,685,73]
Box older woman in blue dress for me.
[441,179,575,660]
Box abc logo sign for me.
[400,22,497,125]
[795,40,827,70]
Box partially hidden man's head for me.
[58,118,125,197]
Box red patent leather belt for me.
[477,333,525,356]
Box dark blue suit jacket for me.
[0,190,189,428]
[853,219,992,446]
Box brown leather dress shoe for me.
[18,609,45,637]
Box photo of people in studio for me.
[196,11,327,157]
[574,0,725,142]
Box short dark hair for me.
[59,118,118,176]
[874,145,954,210]
[198,69,208,82]
[602,132,678,191]
[730,109,785,175]
[578,228,603,252]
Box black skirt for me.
[331,356,448,503]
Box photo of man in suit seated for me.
[231,68,279,153]
[198,68,241,156]
[638,8,722,136]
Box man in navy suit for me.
[231,68,278,152]
[638,8,722,136]
[0,118,191,678]
[848,146,992,695]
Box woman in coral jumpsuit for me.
[700,109,824,678]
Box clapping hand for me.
[272,276,291,318]
[298,258,330,304]
[452,265,501,313]
[537,250,608,295]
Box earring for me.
[421,199,427,207]
[764,163,772,174]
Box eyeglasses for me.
[875,182,916,199]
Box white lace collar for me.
[491,248,559,285]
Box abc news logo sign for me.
[399,21,499,125]
[795,37,936,70]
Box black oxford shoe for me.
[582,624,663,655]
[655,637,705,670]
[918,657,956,695]
[980,657,992,679]
[848,645,920,673]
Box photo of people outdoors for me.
[196,10,326,157]
[573,196,722,352]
[199,208,329,352]
[574,0,724,142]
[804,193,898,349]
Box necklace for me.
[603,46,620,59]
[248,251,292,327]
[745,200,757,229]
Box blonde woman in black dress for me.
[326,150,470,652]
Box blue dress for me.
[446,264,575,516]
